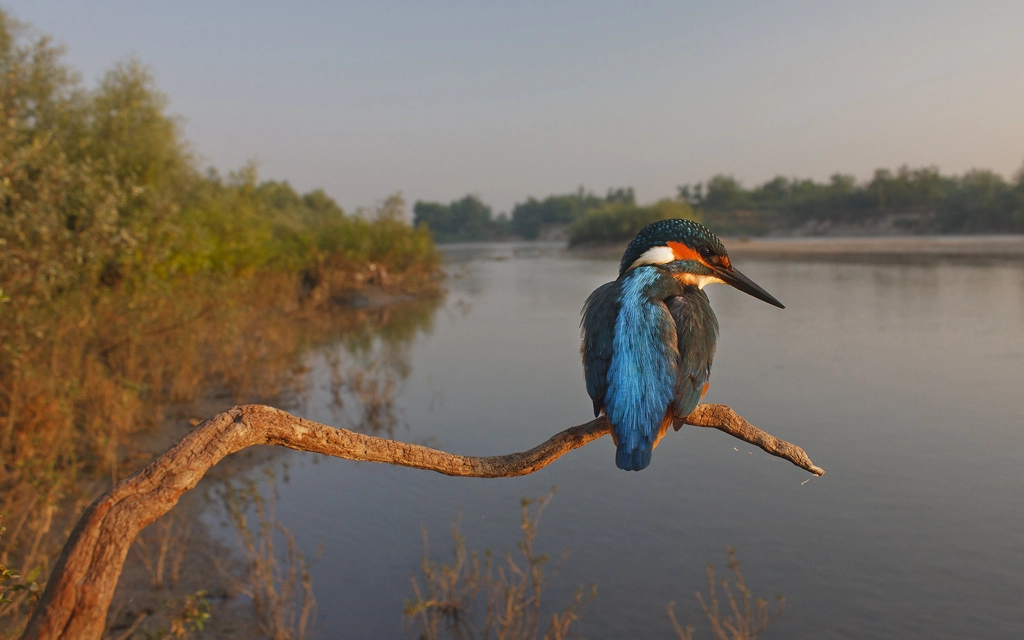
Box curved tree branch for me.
[20,403,822,640]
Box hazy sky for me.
[6,1,1024,215]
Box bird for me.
[581,218,784,471]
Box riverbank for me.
[0,268,443,638]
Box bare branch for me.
[684,404,825,476]
[20,403,821,640]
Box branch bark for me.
[20,403,822,640]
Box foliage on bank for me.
[0,10,439,632]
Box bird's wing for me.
[580,280,620,417]
[665,293,719,426]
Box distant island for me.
[413,165,1024,244]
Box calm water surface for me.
[240,242,1024,639]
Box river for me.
[230,240,1024,639]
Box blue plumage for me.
[582,218,779,471]
[603,267,680,470]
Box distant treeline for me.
[412,195,511,242]
[414,165,1024,243]
[682,166,1024,234]
[414,188,698,245]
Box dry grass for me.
[107,589,212,640]
[0,516,40,617]
[0,270,441,637]
[405,490,595,640]
[668,548,784,640]
[219,475,320,640]
[131,509,192,593]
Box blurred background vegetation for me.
[0,9,440,634]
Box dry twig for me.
[405,489,594,640]
[220,479,318,640]
[668,548,784,640]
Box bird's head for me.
[619,219,785,308]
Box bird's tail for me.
[614,412,674,471]
[615,445,652,471]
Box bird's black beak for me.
[714,266,785,309]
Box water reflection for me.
[108,291,445,639]
[250,244,1024,639]
[300,296,443,438]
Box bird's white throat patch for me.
[627,246,675,270]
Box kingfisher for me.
[581,219,784,471]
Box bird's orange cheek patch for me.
[667,241,701,263]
